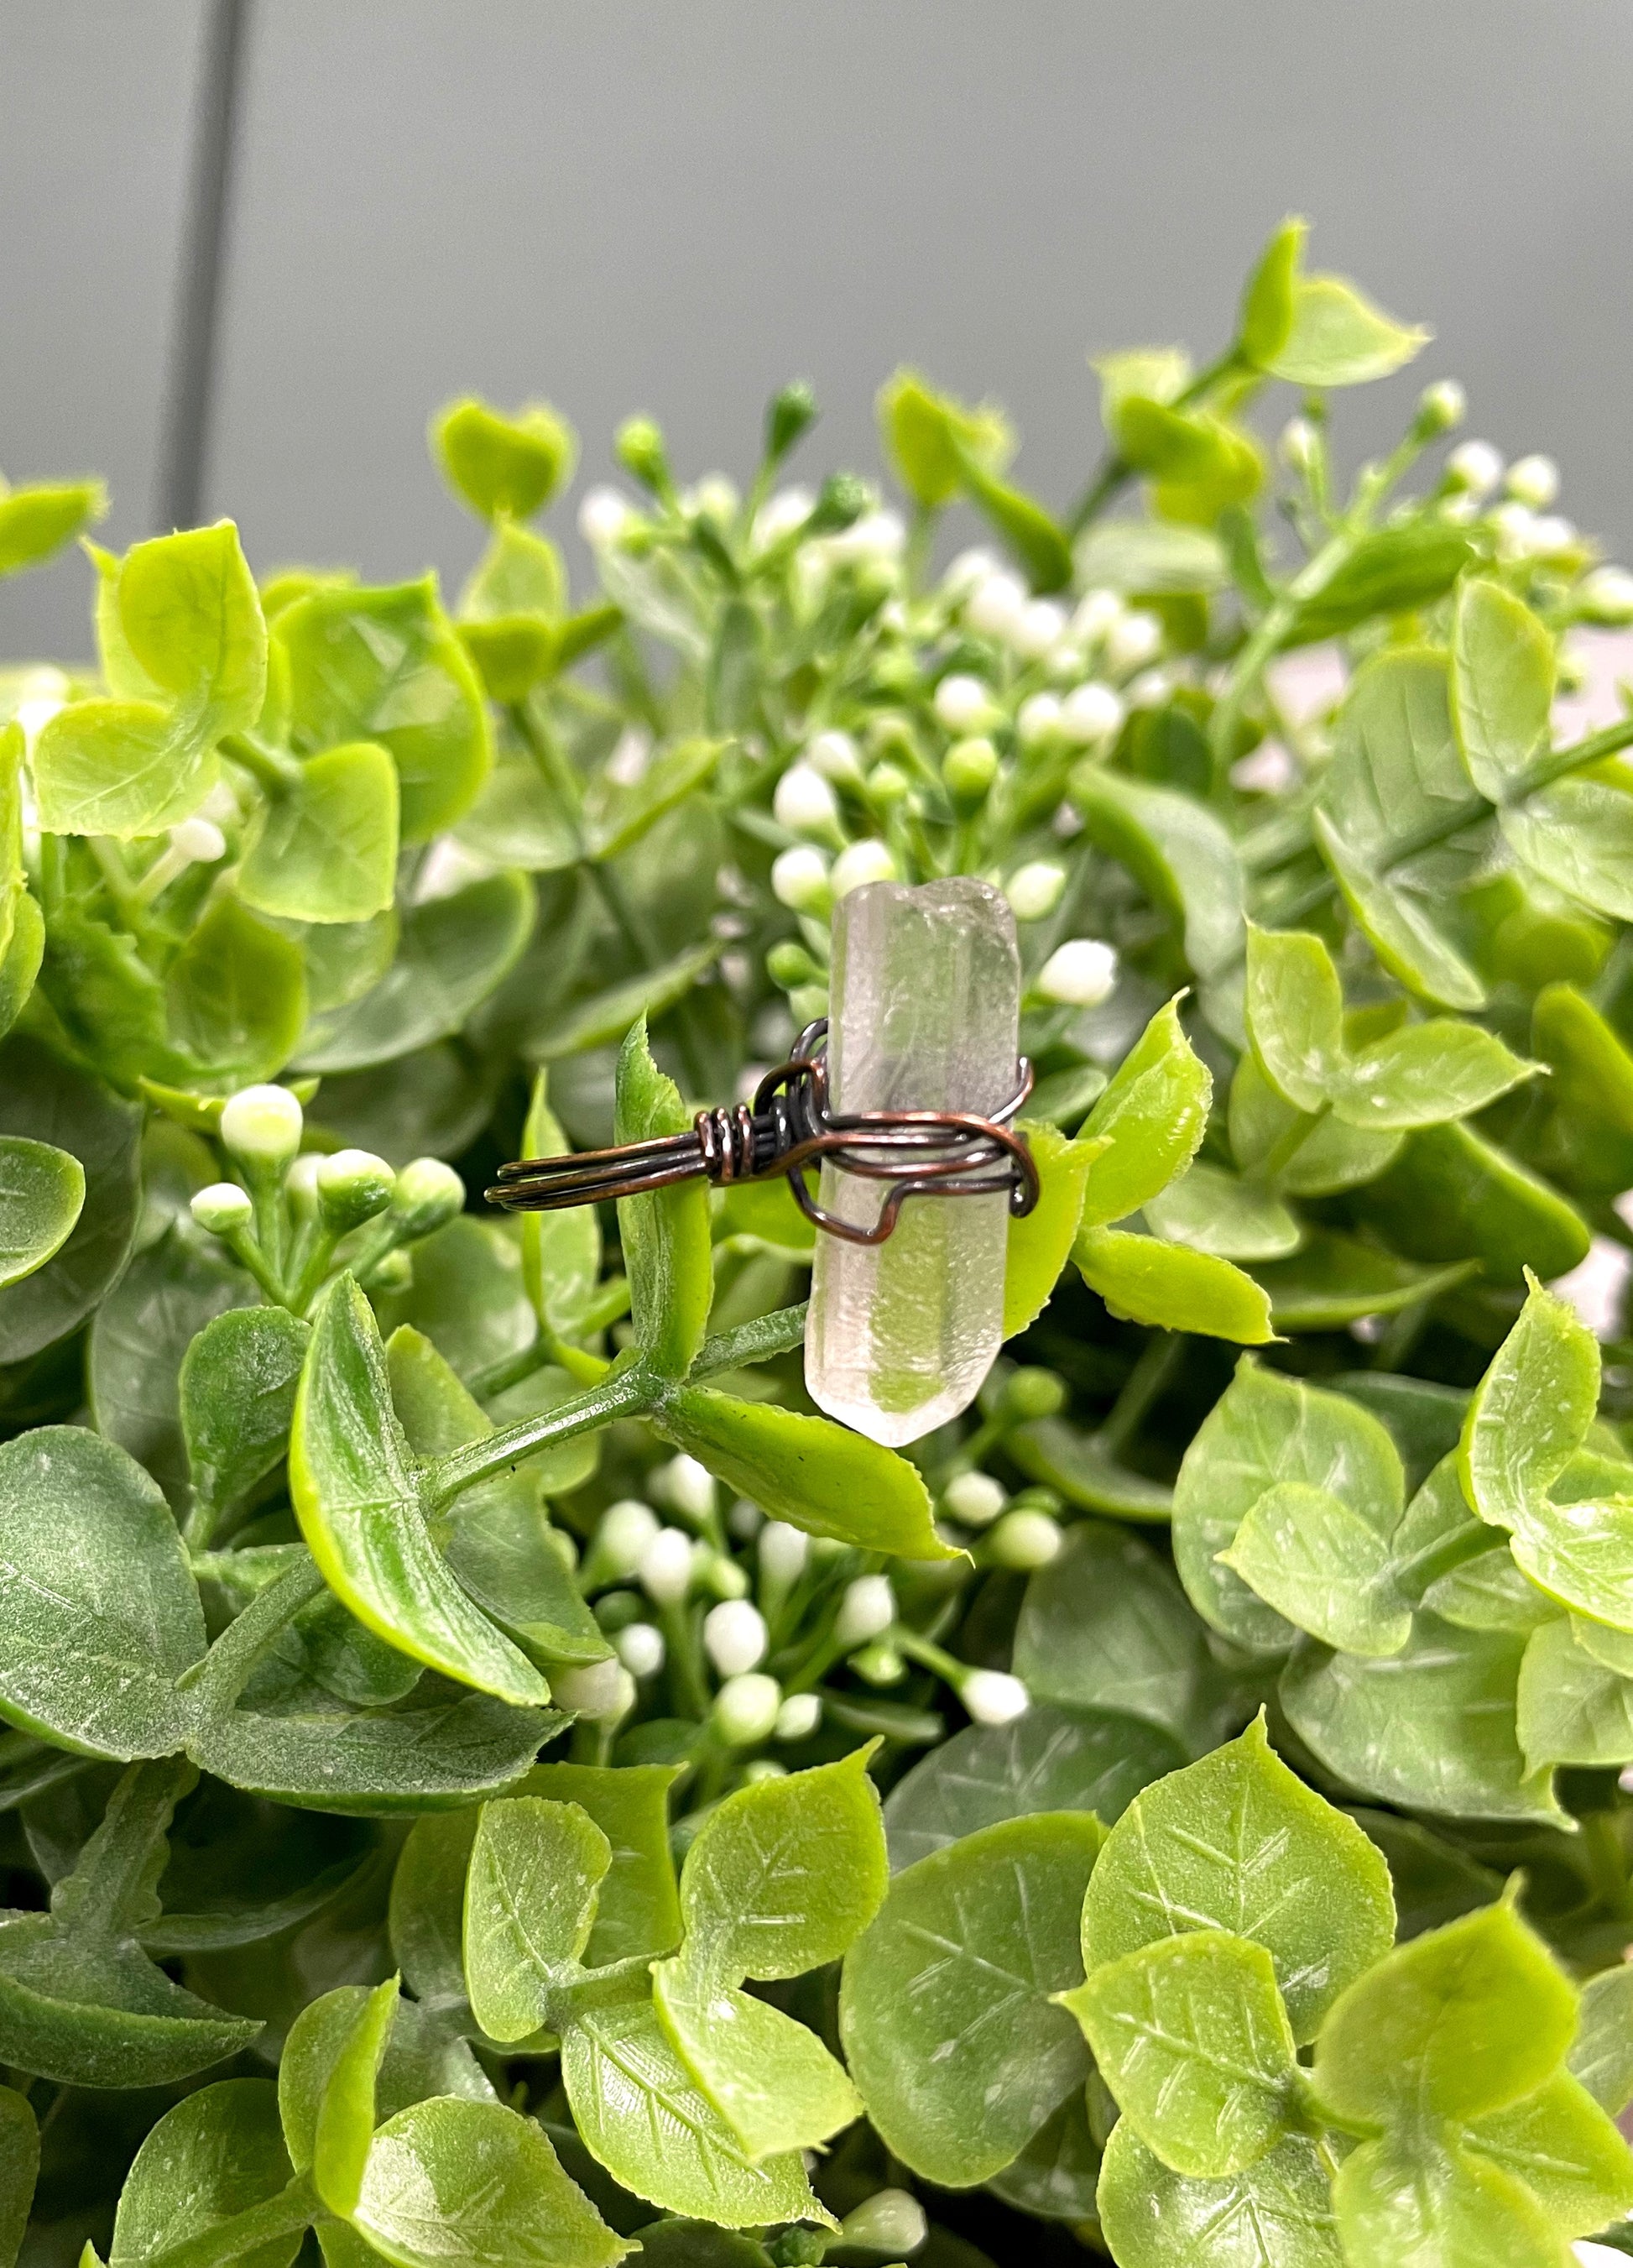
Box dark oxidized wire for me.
[488,1021,1039,1247]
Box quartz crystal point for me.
[806,878,1020,1446]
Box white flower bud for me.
[1278,416,1318,473]
[831,839,897,898]
[775,1692,822,1743]
[1005,861,1066,922]
[987,1509,1064,1570]
[579,486,634,546]
[1060,681,1125,746]
[1446,439,1504,499]
[824,509,906,562]
[1416,379,1465,435]
[592,1499,660,1584]
[1037,938,1118,1007]
[942,546,999,598]
[770,844,832,914]
[190,1181,253,1236]
[753,485,815,546]
[839,2188,929,2257]
[836,1575,896,1649]
[1126,666,1174,711]
[1070,588,1122,645]
[713,1671,782,1748]
[1105,610,1162,673]
[553,1658,636,1724]
[1013,599,1068,660]
[806,728,863,782]
[639,1525,696,1607]
[389,1157,465,1239]
[1015,692,1063,747]
[933,673,995,733]
[1580,567,1633,625]
[219,1084,304,1167]
[773,764,841,840]
[759,1519,810,1586]
[743,1758,787,1783]
[1527,514,1577,556]
[284,1152,321,1220]
[1491,500,1536,558]
[613,1621,666,1679]
[170,814,226,865]
[961,1669,1030,1726]
[657,1453,717,1526]
[963,572,1028,643]
[851,1641,905,1685]
[686,473,739,526]
[316,1148,396,1232]
[942,1471,1007,1527]
[728,1497,764,1541]
[1505,453,1560,509]
[702,1598,769,1677]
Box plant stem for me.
[428,1363,659,1509]
[1098,1330,1182,1459]
[690,1302,809,1381]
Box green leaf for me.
[378,1214,535,1383]
[460,516,567,619]
[1238,217,1303,368]
[0,1135,84,1288]
[1569,1962,1633,2114]
[1075,1224,1276,1343]
[1008,1410,1174,1520]
[1078,1000,1211,1227]
[1290,524,1474,645]
[0,478,105,577]
[1250,1231,1472,1332]
[879,369,1014,509]
[111,2079,304,2268]
[295,871,533,1073]
[1082,1716,1394,2042]
[290,1274,550,1706]
[654,1965,862,2164]
[180,1304,310,1537]
[1074,516,1229,594]
[0,1426,204,1757]
[561,1987,829,2229]
[587,740,724,862]
[1501,776,1633,922]
[613,1018,711,1378]
[883,1703,1183,1871]
[0,2087,37,2268]
[954,455,1072,593]
[280,577,492,841]
[1143,1160,1303,1263]
[838,1813,1102,2187]
[1223,1480,1412,1658]
[655,1384,952,1559]
[520,1071,603,1337]
[32,697,217,840]
[1359,1121,1589,1288]
[1452,578,1554,803]
[1333,1019,1536,1131]
[167,895,309,1081]
[1463,2067,1633,2242]
[1002,1121,1100,1337]
[309,1973,398,2216]
[0,890,43,1044]
[1095,2119,1342,2268]
[240,741,399,924]
[0,1037,139,1360]
[522,1761,681,1966]
[1244,924,1345,1115]
[119,521,267,724]
[1073,771,1244,995]
[1281,1612,1561,1821]
[1062,1929,1299,2180]
[462,1796,611,2042]
[983,2085,1103,2225]
[1015,1519,1214,1748]
[1516,1617,1633,1768]
[1229,1053,1401,1198]
[355,2097,629,2268]
[433,397,577,520]
[1506,1490,1633,1633]
[1314,1897,1575,2126]
[1459,1273,1598,1530]
[530,941,723,1063]
[1265,272,1428,386]
[1333,2127,1567,2268]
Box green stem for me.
[1098,1330,1182,1460]
[1255,1101,1329,1189]
[509,698,586,830]
[428,1363,659,1509]
[467,1330,564,1402]
[661,1600,711,1719]
[221,730,301,796]
[690,1302,808,1380]
[222,1224,292,1309]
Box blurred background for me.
[3,0,1631,656]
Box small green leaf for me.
[290,1274,550,1706]
[530,941,724,1063]
[1229,1052,1401,1197]
[522,1761,682,1966]
[1223,1480,1412,1658]
[32,698,217,840]
[1359,1120,1589,1288]
[432,397,577,520]
[355,2098,630,2268]
[1079,1000,1211,1228]
[110,2079,303,2268]
[0,1035,140,1362]
[1083,1716,1395,2043]
[1506,1489,1633,1632]
[1333,2127,1566,2268]
[0,1136,83,1288]
[1333,1019,1536,1131]
[613,1018,712,1378]
[1062,1929,1299,2179]
[1516,1617,1633,1769]
[1008,1409,1174,1520]
[1569,1963,1633,2114]
[1465,2066,1633,2242]
[1459,1272,1599,1530]
[1002,1121,1101,1337]
[587,739,725,862]
[1015,1519,1213,1748]
[180,1304,310,1537]
[0,2087,37,2268]
[654,1967,861,2164]
[463,1797,611,2042]
[1075,1225,1276,1343]
[119,520,267,724]
[1501,776,1633,922]
[1238,217,1303,368]
[315,1976,399,2218]
[1265,271,1428,386]
[1291,524,1474,645]
[1452,577,1554,803]
[1073,772,1244,997]
[878,369,1014,509]
[167,895,309,1081]
[1313,1898,1576,2126]
[240,740,399,924]
[1244,924,1345,1115]
[519,1071,603,1335]
[0,478,105,577]
[655,1384,952,1559]
[955,454,1072,592]
[1250,1231,1472,1332]
[838,1813,1102,2187]
[1095,2120,1342,2268]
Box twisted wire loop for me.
[488,1020,1039,1248]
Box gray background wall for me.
[3,0,1631,658]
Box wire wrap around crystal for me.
[488,1021,1038,1247]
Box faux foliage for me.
[1,217,1633,2264]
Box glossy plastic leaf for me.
[1244,923,1344,1114]
[119,520,266,723]
[0,1035,140,1363]
[1265,272,1427,386]
[239,740,399,924]
[354,2097,629,2268]
[314,1975,399,2216]
[1062,1930,1299,2179]
[1569,1962,1633,2114]
[1077,1000,1210,1228]
[1223,1479,1412,1657]
[1141,1159,1301,1262]
[521,1762,681,1966]
[1333,2127,1565,2268]
[520,1070,602,1337]
[1250,1231,1472,1333]
[1458,1273,1598,1530]
[0,2088,36,2268]
[1095,2119,1342,2268]
[838,1813,1102,2187]
[1002,1121,1100,1337]
[290,1274,550,1706]
[0,1136,84,1288]
[463,1796,611,2042]
[1507,1489,1633,1632]
[0,478,104,577]
[1516,1617,1633,1768]
[1073,772,1244,991]
[613,1018,711,1377]
[653,1964,860,2164]
[1075,1225,1275,1343]
[1015,1519,1214,1748]
[435,397,577,521]
[180,1304,310,1535]
[1229,1050,1401,1198]
[110,2079,304,2268]
[1332,1019,1536,1131]
[1501,776,1633,922]
[1462,2067,1633,2243]
[1451,577,1553,803]
[167,895,308,1081]
[1008,1409,1174,1520]
[1359,1120,1589,1288]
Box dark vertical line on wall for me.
[158,0,252,532]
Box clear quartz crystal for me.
[806,878,1020,1446]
